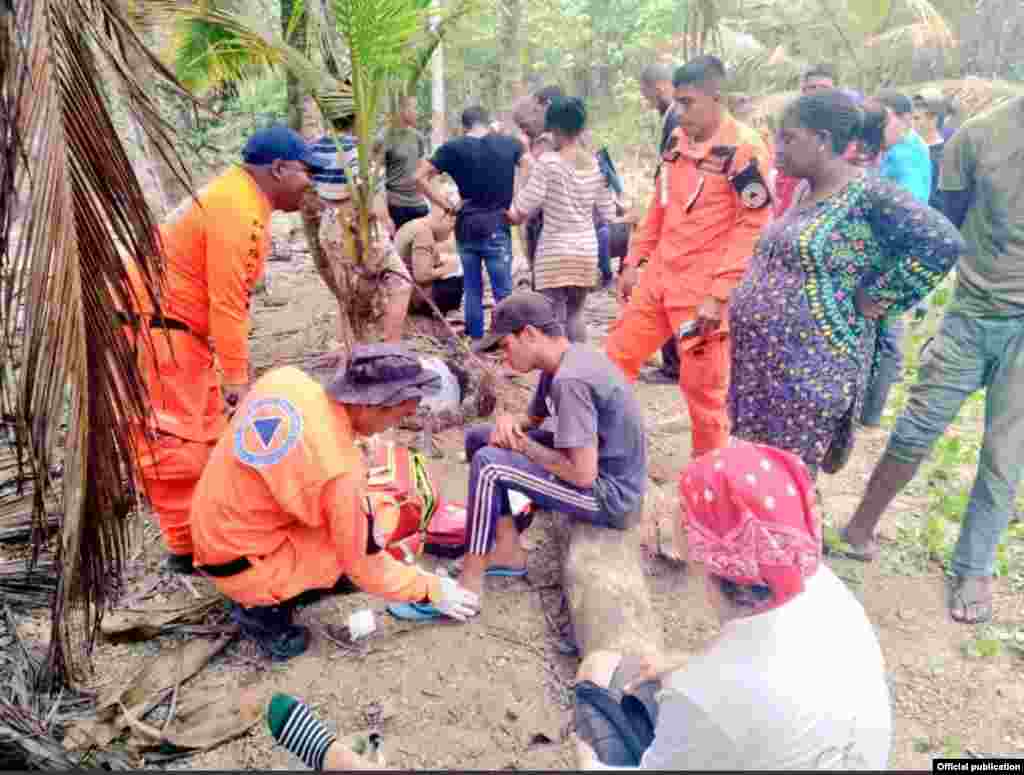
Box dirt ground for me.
[71,216,1024,769]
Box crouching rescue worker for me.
[189,345,480,660]
[605,56,772,459]
[122,126,321,573]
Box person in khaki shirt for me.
[393,208,465,317]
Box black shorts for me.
[389,203,430,231]
[574,655,661,767]
[431,276,464,316]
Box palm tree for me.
[1,0,192,686]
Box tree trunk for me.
[117,3,188,214]
[430,0,447,148]
[554,503,664,661]
[301,193,389,359]
[301,94,324,139]
[281,0,307,133]
[497,0,522,110]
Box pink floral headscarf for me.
[679,440,822,611]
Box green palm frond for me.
[2,0,192,686]
[402,0,478,92]
[170,14,257,92]
[147,0,330,95]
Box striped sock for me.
[267,693,336,770]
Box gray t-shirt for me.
[527,345,647,517]
[382,127,429,209]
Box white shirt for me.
[593,565,892,770]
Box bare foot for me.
[488,543,528,572]
[949,576,994,624]
[838,526,879,562]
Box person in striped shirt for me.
[507,97,615,342]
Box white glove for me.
[431,575,480,621]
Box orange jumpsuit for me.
[125,166,272,556]
[605,114,772,458]
[190,367,441,608]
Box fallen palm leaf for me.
[90,632,237,731]
[0,606,131,769]
[0,556,58,609]
[100,595,225,641]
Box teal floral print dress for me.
[728,175,965,473]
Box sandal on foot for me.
[440,559,527,579]
[387,602,445,621]
[949,576,993,624]
[386,601,481,622]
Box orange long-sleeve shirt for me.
[191,367,437,606]
[126,166,272,384]
[625,114,772,306]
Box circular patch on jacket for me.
[234,397,303,468]
[740,181,770,209]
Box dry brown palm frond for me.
[2,0,193,687]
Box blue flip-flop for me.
[387,602,445,621]
[485,566,528,578]
[442,560,527,579]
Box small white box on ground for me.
[349,608,376,640]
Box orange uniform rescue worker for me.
[123,126,320,574]
[190,345,480,661]
[605,56,772,458]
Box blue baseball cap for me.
[242,125,323,171]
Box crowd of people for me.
[114,48,1024,768]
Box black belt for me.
[198,557,253,577]
[117,311,191,333]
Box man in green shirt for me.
[842,96,1024,626]
[380,95,431,230]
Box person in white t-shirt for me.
[573,439,892,770]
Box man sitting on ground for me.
[573,440,891,770]
[390,292,646,620]
[190,345,479,660]
[394,206,464,318]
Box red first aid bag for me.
[365,441,438,562]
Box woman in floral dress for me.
[729,91,965,474]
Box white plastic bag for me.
[418,356,461,415]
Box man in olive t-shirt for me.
[380,95,430,230]
[842,96,1024,627]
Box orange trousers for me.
[605,279,731,459]
[137,435,215,556]
[129,326,227,556]
[207,529,347,608]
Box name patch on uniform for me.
[234,397,303,468]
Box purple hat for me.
[327,344,441,406]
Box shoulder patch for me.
[730,159,772,210]
[234,397,303,468]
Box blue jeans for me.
[862,314,906,426]
[596,222,612,287]
[458,228,514,339]
[886,310,1024,576]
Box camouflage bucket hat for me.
[327,344,442,407]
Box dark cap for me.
[242,125,323,170]
[473,291,564,353]
[327,344,441,406]
[874,90,913,116]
